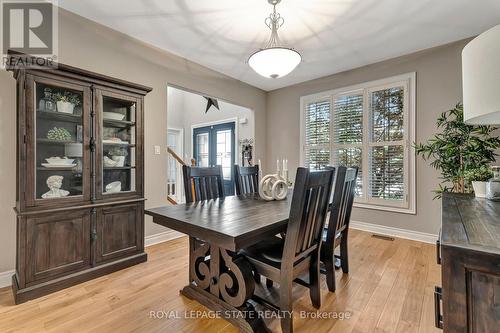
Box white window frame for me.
[300,73,416,214]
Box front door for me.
[193,122,235,195]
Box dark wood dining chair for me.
[182,165,225,250]
[234,164,259,195]
[321,166,358,292]
[241,167,335,333]
[182,165,225,203]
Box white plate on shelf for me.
[102,139,129,145]
[41,163,77,168]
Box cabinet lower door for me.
[95,203,143,264]
[26,209,91,284]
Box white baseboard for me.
[145,230,184,247]
[0,270,14,289]
[350,220,438,244]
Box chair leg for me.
[309,254,321,308]
[266,278,273,288]
[325,253,336,292]
[340,233,349,274]
[279,277,293,333]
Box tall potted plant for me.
[415,103,500,198]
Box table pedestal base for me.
[181,285,269,333]
[183,237,270,332]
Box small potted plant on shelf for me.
[464,166,493,198]
[108,147,128,167]
[54,91,81,114]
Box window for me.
[301,73,415,214]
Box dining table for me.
[145,193,292,333]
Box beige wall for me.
[0,9,267,272]
[0,8,471,273]
[266,39,469,236]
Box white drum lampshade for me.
[462,24,500,124]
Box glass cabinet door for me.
[29,75,91,206]
[96,89,141,198]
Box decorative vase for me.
[39,88,56,112]
[111,155,125,167]
[472,181,487,198]
[57,101,75,114]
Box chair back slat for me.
[182,165,225,203]
[283,168,335,263]
[234,165,259,195]
[325,166,358,246]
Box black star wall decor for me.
[204,96,220,113]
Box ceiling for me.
[58,0,500,91]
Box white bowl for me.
[45,157,75,165]
[103,112,125,121]
[105,181,122,193]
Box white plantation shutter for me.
[368,85,407,203]
[304,100,331,170]
[332,93,364,196]
[301,73,414,213]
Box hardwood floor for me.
[0,229,441,333]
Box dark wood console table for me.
[437,193,500,332]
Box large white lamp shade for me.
[462,24,500,124]
[248,47,301,79]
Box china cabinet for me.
[7,52,152,304]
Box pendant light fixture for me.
[248,0,301,79]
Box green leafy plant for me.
[464,166,493,184]
[415,103,500,198]
[53,91,81,106]
[47,127,71,141]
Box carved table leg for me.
[181,241,269,333]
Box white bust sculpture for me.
[42,175,70,199]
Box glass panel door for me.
[192,122,235,195]
[99,93,138,196]
[194,132,209,167]
[33,78,89,203]
[216,129,233,182]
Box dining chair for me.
[321,166,358,292]
[234,164,259,195]
[234,164,264,282]
[182,165,225,203]
[241,167,335,333]
[182,165,225,251]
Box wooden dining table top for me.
[145,193,291,251]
